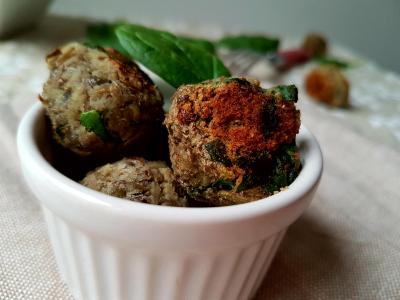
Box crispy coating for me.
[81,157,186,207]
[165,77,301,205]
[40,43,164,159]
[302,33,327,57]
[305,65,349,108]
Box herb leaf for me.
[85,23,128,55]
[217,35,279,53]
[179,36,216,53]
[210,179,235,191]
[314,56,349,68]
[80,110,111,142]
[266,85,298,102]
[263,143,301,193]
[204,139,232,166]
[115,24,230,88]
[86,23,217,55]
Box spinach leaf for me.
[115,24,230,88]
[265,85,298,102]
[204,139,232,166]
[80,110,111,142]
[314,56,349,68]
[179,36,216,53]
[187,178,235,198]
[87,23,216,54]
[85,23,128,55]
[217,35,279,53]
[263,143,301,193]
[210,179,235,191]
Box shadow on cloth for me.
[253,212,351,300]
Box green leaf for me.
[80,110,111,142]
[265,85,298,102]
[86,23,216,55]
[263,143,301,193]
[204,139,232,166]
[314,56,349,68]
[217,35,279,53]
[85,23,128,55]
[115,24,231,88]
[186,178,235,198]
[179,36,216,53]
[209,179,235,191]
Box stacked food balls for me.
[40,43,185,206]
[40,43,301,207]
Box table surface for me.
[1,15,400,300]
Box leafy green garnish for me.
[85,23,128,55]
[265,85,298,102]
[210,179,235,191]
[263,144,301,193]
[187,178,235,198]
[115,24,231,88]
[86,23,216,55]
[179,36,216,54]
[80,110,111,142]
[314,56,349,68]
[217,35,279,53]
[204,139,232,166]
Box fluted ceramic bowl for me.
[17,103,322,300]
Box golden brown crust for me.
[173,78,299,161]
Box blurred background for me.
[49,0,400,73]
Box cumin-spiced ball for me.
[81,157,186,207]
[165,77,301,206]
[40,42,164,159]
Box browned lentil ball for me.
[40,42,164,159]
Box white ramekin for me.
[0,0,51,37]
[17,103,322,300]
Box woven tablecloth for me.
[1,15,400,300]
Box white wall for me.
[50,0,400,73]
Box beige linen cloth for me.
[1,16,399,299]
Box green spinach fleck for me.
[263,143,301,193]
[210,179,235,191]
[204,139,232,166]
[187,178,235,198]
[80,110,111,142]
[265,85,298,102]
